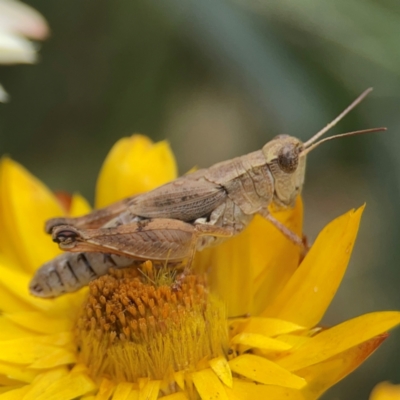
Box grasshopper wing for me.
[52,219,197,262]
[126,177,226,222]
[45,197,133,234]
[46,172,224,232]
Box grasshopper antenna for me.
[303,88,373,149]
[300,127,387,157]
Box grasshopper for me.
[30,88,385,298]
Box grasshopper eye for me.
[277,145,299,174]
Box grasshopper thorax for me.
[262,134,306,209]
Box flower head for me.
[0,134,399,399]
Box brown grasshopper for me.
[30,88,386,298]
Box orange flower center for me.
[75,264,228,384]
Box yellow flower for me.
[0,134,399,400]
[95,134,177,208]
[370,382,400,400]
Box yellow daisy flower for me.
[0,134,399,400]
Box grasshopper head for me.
[262,135,305,209]
[261,89,387,209]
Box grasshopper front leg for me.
[258,208,306,253]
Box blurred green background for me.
[1,0,400,398]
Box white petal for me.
[0,83,9,102]
[0,31,37,63]
[0,0,48,39]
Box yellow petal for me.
[96,135,177,208]
[95,378,115,400]
[191,368,228,400]
[0,360,40,383]
[173,371,185,391]
[0,386,30,399]
[297,334,387,399]
[228,354,305,389]
[4,311,73,334]
[0,265,53,312]
[138,380,161,400]
[370,382,400,400]
[0,386,22,394]
[0,158,64,272]
[22,367,69,400]
[70,363,90,374]
[274,334,311,350]
[209,356,232,388]
[28,348,76,369]
[159,393,188,400]
[0,335,72,364]
[33,371,96,400]
[126,390,139,400]
[37,332,73,346]
[24,370,96,400]
[0,379,24,388]
[278,311,400,371]
[69,193,91,217]
[262,206,363,326]
[225,379,305,400]
[194,197,302,317]
[231,333,292,352]
[112,382,134,400]
[0,380,23,388]
[0,316,39,340]
[231,317,305,338]
[253,197,303,314]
